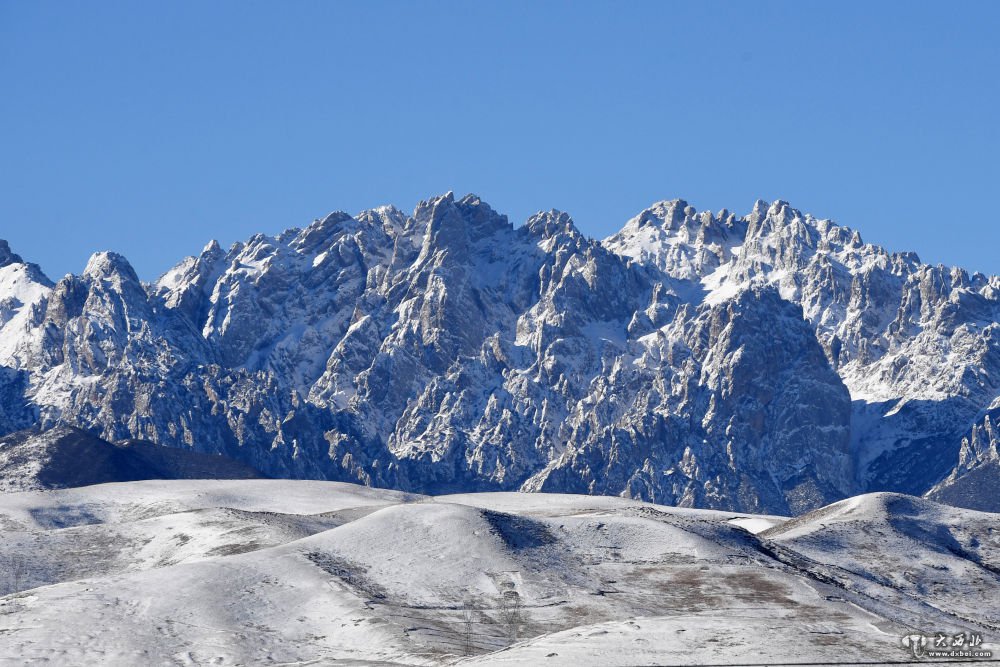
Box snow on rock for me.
[0,194,997,514]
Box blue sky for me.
[2,1,998,280]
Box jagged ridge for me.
[0,193,996,514]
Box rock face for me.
[0,193,996,513]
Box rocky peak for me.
[0,193,996,516]
[83,251,142,286]
[76,251,152,327]
[413,193,513,267]
[523,210,580,242]
[293,211,357,255]
[0,240,24,268]
[637,199,691,229]
[747,199,770,224]
[744,199,801,236]
[356,205,408,236]
[603,200,744,281]
[0,240,53,290]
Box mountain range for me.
[1,193,997,514]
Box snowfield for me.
[1,480,997,665]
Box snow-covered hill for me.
[0,480,995,665]
[0,194,997,513]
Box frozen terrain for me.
[1,480,997,665]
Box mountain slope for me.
[0,193,996,513]
[926,408,1000,512]
[0,426,262,492]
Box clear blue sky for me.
[2,1,998,280]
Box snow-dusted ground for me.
[1,481,997,665]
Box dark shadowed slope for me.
[0,425,262,492]
[926,411,1000,512]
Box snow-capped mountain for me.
[0,193,996,514]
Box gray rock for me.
[0,194,996,513]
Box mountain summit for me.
[1,194,997,514]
